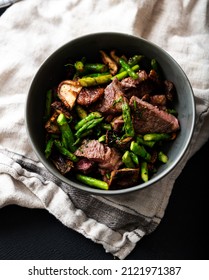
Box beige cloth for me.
[0,0,209,259]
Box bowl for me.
[25,32,195,195]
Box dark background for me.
[0,5,208,260]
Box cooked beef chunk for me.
[91,78,125,115]
[121,70,148,89]
[75,158,95,174]
[120,70,164,100]
[149,94,167,107]
[74,139,122,172]
[77,86,104,106]
[129,96,180,134]
[51,154,73,174]
[109,168,140,189]
[98,146,122,171]
[75,139,106,161]
[120,70,155,98]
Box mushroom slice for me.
[109,168,140,189]
[57,80,82,110]
[51,154,73,175]
[45,111,60,134]
[100,50,118,75]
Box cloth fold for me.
[0,0,209,259]
[0,0,20,8]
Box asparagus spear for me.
[141,161,149,182]
[54,140,78,162]
[158,151,168,163]
[75,104,88,119]
[130,141,151,162]
[136,135,155,148]
[122,100,135,137]
[44,137,54,159]
[84,63,108,73]
[82,72,110,78]
[122,151,135,168]
[78,74,112,87]
[118,54,144,73]
[74,60,85,73]
[128,55,144,67]
[143,133,170,142]
[111,64,139,81]
[119,58,139,79]
[75,117,104,138]
[130,151,139,166]
[76,174,109,190]
[74,111,102,130]
[57,113,76,152]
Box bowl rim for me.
[25,32,196,195]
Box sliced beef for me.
[77,86,104,107]
[75,158,95,174]
[98,146,122,171]
[91,78,125,115]
[121,70,163,100]
[149,94,167,107]
[129,96,180,134]
[74,139,122,172]
[120,70,154,99]
[74,139,105,162]
[121,70,148,89]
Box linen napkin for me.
[0,0,20,8]
[0,0,209,259]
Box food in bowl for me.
[26,32,195,195]
[43,49,180,190]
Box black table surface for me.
[0,6,208,260]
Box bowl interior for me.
[26,32,195,195]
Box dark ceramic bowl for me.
[26,32,195,195]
